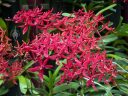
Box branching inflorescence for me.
[13,8,117,88]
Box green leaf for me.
[0,80,4,86]
[111,89,124,95]
[18,75,27,94]
[102,34,118,45]
[55,75,61,84]
[23,61,34,71]
[54,92,74,96]
[25,78,39,95]
[116,16,123,30]
[105,88,113,96]
[62,13,75,17]
[105,92,113,96]
[96,4,117,16]
[53,82,79,94]
[43,75,50,82]
[107,54,128,62]
[0,18,7,30]
[116,23,128,36]
[81,3,87,12]
[48,71,53,79]
[53,62,63,79]
[113,40,128,46]
[115,52,128,58]
[107,54,122,60]
[0,86,9,95]
[25,77,31,89]
[119,84,128,95]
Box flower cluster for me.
[14,8,117,88]
[13,8,61,34]
[0,27,22,83]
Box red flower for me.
[0,59,22,84]
[13,8,61,34]
[29,56,52,80]
[13,8,43,34]
[15,9,117,88]
[0,27,23,83]
[8,61,22,84]
[0,57,8,79]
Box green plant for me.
[0,0,128,96]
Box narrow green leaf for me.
[81,3,87,12]
[116,16,123,30]
[53,82,79,94]
[53,63,63,79]
[43,75,50,82]
[23,61,34,71]
[96,4,117,16]
[48,71,53,79]
[55,75,61,84]
[119,85,128,95]
[107,54,128,62]
[105,87,113,96]
[105,91,113,96]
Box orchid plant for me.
[0,0,128,96]
[0,7,118,95]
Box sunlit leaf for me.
[0,80,4,86]
[62,13,75,17]
[0,18,7,30]
[18,76,27,94]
